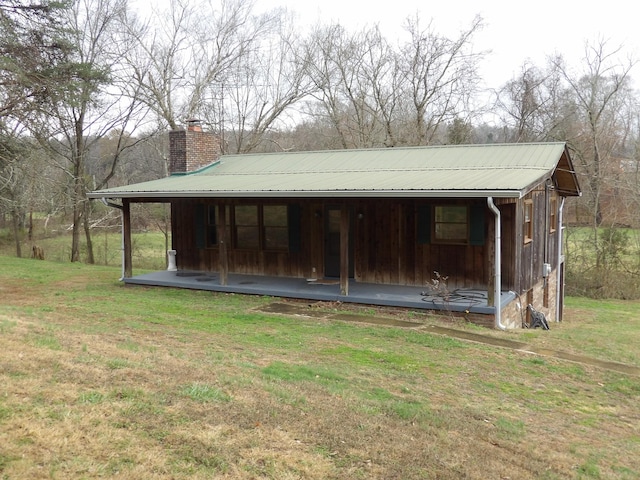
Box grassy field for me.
[0,225,169,271]
[1,256,639,479]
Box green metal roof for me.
[88,142,581,199]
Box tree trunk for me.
[28,210,33,241]
[83,199,95,264]
[11,207,22,258]
[71,201,81,262]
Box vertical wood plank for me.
[218,204,228,286]
[340,204,349,296]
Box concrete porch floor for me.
[124,270,516,315]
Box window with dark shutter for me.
[417,204,484,246]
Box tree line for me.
[1,0,639,297]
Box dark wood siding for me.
[171,198,493,289]
[498,200,517,291]
[168,192,555,292]
[517,187,558,294]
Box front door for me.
[324,206,354,278]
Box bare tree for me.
[303,15,484,149]
[396,14,484,145]
[554,40,635,230]
[122,0,281,133]
[493,63,548,142]
[303,24,397,148]
[210,9,314,153]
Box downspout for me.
[556,197,566,322]
[487,197,506,330]
[100,197,125,281]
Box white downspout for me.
[487,197,506,330]
[556,197,566,322]
[101,198,125,281]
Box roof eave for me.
[87,189,525,200]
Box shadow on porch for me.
[124,270,516,316]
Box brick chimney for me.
[169,119,221,174]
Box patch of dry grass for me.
[1,256,639,479]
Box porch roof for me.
[88,142,581,200]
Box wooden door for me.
[324,206,354,278]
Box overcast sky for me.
[255,0,639,89]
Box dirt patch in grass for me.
[1,258,640,479]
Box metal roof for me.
[88,142,581,199]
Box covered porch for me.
[123,270,517,318]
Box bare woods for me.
[1,0,639,297]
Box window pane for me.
[236,226,259,249]
[235,205,258,226]
[524,201,533,242]
[264,205,287,227]
[265,226,288,249]
[434,206,468,242]
[436,223,467,240]
[435,206,466,223]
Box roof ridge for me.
[219,141,567,158]
[206,165,550,175]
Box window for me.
[434,206,468,244]
[524,200,533,243]
[263,205,288,250]
[549,196,557,233]
[234,205,259,249]
[233,205,289,251]
[417,204,484,246]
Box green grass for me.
[0,227,169,270]
[181,383,232,403]
[557,297,640,365]
[1,255,640,479]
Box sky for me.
[255,0,640,90]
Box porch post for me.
[218,204,228,286]
[122,199,132,278]
[340,204,349,296]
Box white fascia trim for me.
[88,189,524,200]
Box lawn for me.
[1,256,639,479]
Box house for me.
[88,124,581,329]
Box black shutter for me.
[417,205,431,244]
[469,203,485,246]
[208,206,217,245]
[195,203,206,249]
[288,204,301,253]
